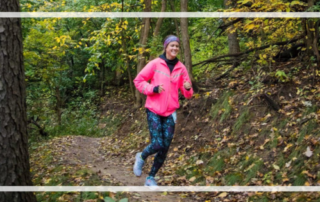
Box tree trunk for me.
[134,0,151,108]
[121,0,134,99]
[312,20,320,85]
[169,0,184,62]
[122,36,135,99]
[303,0,315,56]
[153,0,166,37]
[303,0,318,84]
[115,64,122,86]
[55,86,62,125]
[100,59,105,96]
[180,0,197,91]
[150,0,167,60]
[0,1,37,201]
[224,0,240,62]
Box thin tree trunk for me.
[55,86,62,125]
[115,64,122,86]
[0,0,37,201]
[121,0,134,99]
[154,0,166,37]
[170,0,184,62]
[180,0,197,91]
[150,0,167,60]
[134,0,151,108]
[122,37,135,99]
[100,59,105,96]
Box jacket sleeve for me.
[133,60,156,96]
[179,68,193,99]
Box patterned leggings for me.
[141,109,175,177]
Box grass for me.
[293,174,307,186]
[205,151,226,173]
[243,159,264,184]
[298,120,317,143]
[232,107,250,134]
[224,173,243,185]
[210,90,234,122]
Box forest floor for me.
[56,135,190,202]
[30,60,320,201]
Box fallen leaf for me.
[217,192,227,198]
[283,143,293,152]
[304,146,313,157]
[196,160,204,165]
[273,164,280,170]
[285,161,292,168]
[189,176,196,182]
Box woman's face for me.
[165,41,179,60]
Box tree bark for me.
[170,0,184,62]
[55,86,62,125]
[224,0,240,62]
[303,0,318,85]
[180,0,197,91]
[100,58,106,96]
[134,0,151,108]
[153,0,166,37]
[121,0,134,99]
[0,0,37,201]
[150,0,167,60]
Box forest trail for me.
[61,135,190,202]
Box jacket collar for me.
[158,57,183,70]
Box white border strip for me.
[1,12,320,18]
[0,186,320,192]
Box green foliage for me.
[275,70,288,82]
[105,197,129,202]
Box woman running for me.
[133,35,193,187]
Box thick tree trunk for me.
[180,0,197,91]
[303,0,319,84]
[224,0,240,61]
[0,1,37,202]
[227,31,240,54]
[134,0,151,108]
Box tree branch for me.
[193,34,305,67]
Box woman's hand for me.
[158,84,165,93]
[183,81,192,90]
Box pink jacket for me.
[134,58,193,117]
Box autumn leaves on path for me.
[57,136,185,202]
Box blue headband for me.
[163,36,180,48]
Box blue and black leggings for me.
[141,109,175,177]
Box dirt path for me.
[62,136,190,202]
